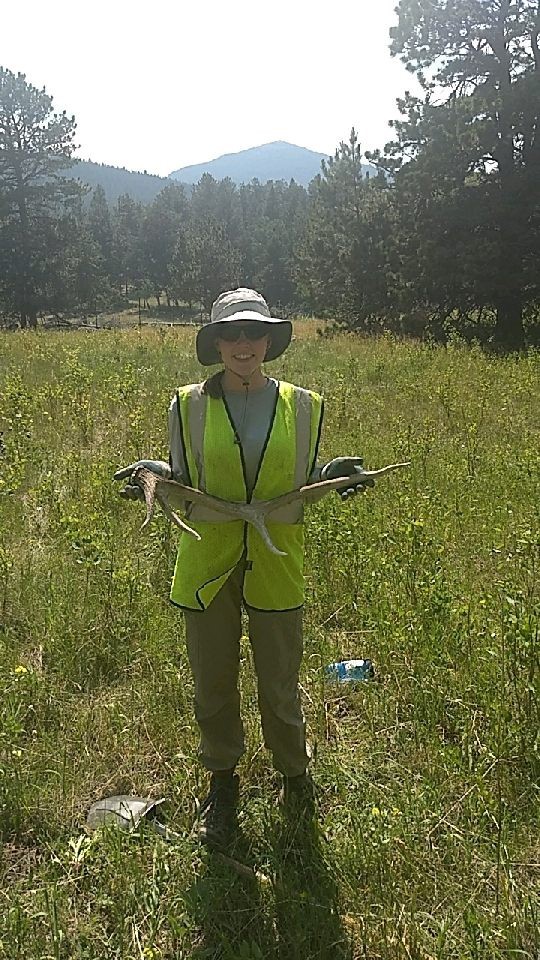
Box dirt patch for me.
[0,839,42,885]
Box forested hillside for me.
[63,159,176,204]
[59,143,345,203]
[1,0,540,347]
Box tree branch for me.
[531,6,540,71]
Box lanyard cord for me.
[223,365,269,446]
[231,383,250,446]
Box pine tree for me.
[88,185,113,266]
[180,218,241,312]
[238,180,308,308]
[0,67,82,326]
[297,129,392,326]
[378,0,540,347]
[111,194,143,298]
[140,183,189,305]
[191,174,242,245]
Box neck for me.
[222,366,268,393]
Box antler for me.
[125,462,410,556]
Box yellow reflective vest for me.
[170,380,323,611]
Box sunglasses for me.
[216,322,268,342]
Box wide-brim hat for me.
[196,288,292,366]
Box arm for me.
[307,462,323,483]
[168,393,191,484]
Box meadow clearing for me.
[0,322,538,959]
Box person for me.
[115,288,371,848]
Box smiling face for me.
[215,326,270,383]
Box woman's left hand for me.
[320,457,375,501]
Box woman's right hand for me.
[113,459,172,482]
[113,460,172,502]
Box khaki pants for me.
[184,561,309,777]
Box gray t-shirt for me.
[169,378,320,496]
[222,378,278,496]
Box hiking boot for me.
[278,772,316,815]
[197,772,240,848]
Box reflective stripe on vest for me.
[170,381,323,611]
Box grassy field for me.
[0,323,538,959]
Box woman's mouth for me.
[234,353,254,361]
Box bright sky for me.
[1,0,418,177]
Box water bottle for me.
[325,659,375,682]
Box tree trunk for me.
[489,6,526,350]
[495,199,526,349]
[494,292,525,350]
[15,181,37,329]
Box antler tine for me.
[132,467,159,529]
[132,467,201,539]
[354,462,411,478]
[259,462,411,512]
[155,492,202,541]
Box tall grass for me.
[0,324,538,959]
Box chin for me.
[234,364,258,376]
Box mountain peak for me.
[169,141,329,187]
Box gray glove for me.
[320,457,375,501]
[113,459,172,502]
